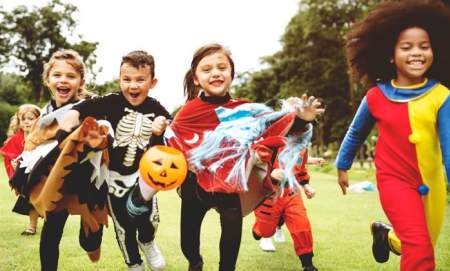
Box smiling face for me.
[20,111,39,134]
[46,60,85,107]
[393,27,433,86]
[193,51,233,97]
[120,63,157,106]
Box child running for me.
[253,149,318,271]
[61,50,171,271]
[336,1,450,270]
[165,43,324,271]
[1,104,41,235]
[10,49,107,271]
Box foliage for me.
[234,0,380,149]
[0,102,18,144]
[0,0,98,102]
[89,79,120,96]
[0,72,32,105]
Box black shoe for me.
[303,265,318,271]
[371,221,392,263]
[188,258,203,271]
[252,230,261,240]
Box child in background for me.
[258,154,325,252]
[165,43,324,271]
[253,145,318,271]
[61,50,171,271]
[0,104,41,235]
[336,1,450,270]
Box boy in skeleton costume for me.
[61,51,171,271]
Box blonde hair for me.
[42,49,93,99]
[7,104,41,136]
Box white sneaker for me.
[138,240,165,271]
[274,227,285,243]
[128,262,145,271]
[259,237,276,252]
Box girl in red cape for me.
[1,104,41,235]
[166,43,324,271]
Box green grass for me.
[0,161,449,271]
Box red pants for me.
[378,173,434,271]
[253,191,313,255]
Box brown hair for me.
[121,50,156,78]
[184,43,235,101]
[346,0,450,88]
[42,49,93,99]
[7,104,41,136]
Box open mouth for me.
[57,87,71,95]
[129,92,140,98]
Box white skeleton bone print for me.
[113,108,155,167]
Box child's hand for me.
[337,169,349,195]
[60,110,81,132]
[152,116,170,136]
[270,168,285,182]
[295,94,325,122]
[308,157,325,166]
[303,183,316,199]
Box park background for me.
[0,0,449,270]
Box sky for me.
[4,0,300,111]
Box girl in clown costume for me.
[336,1,450,270]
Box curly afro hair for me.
[346,0,450,88]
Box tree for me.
[91,79,120,96]
[1,0,98,102]
[234,0,380,149]
[0,72,32,105]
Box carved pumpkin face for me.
[139,145,188,191]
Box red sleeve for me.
[294,150,310,185]
[0,131,24,178]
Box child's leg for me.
[180,177,209,267]
[274,215,286,242]
[378,177,434,271]
[40,210,69,271]
[252,196,282,239]
[135,196,164,271]
[107,193,143,267]
[79,220,103,262]
[135,196,158,243]
[283,193,314,267]
[29,209,39,231]
[217,193,242,271]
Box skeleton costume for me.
[73,91,171,267]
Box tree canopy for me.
[0,0,98,102]
[233,0,380,150]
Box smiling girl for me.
[335,1,450,270]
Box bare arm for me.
[337,169,349,195]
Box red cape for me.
[0,131,24,178]
[168,97,297,194]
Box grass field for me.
[0,161,449,271]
